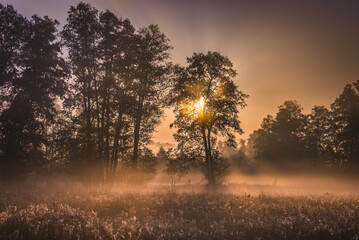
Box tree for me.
[0,10,67,179]
[61,2,101,180]
[248,100,307,163]
[130,24,172,168]
[171,51,248,186]
[331,80,359,165]
[274,100,307,159]
[304,106,331,162]
[98,10,136,182]
[61,3,173,182]
[0,4,26,89]
[248,114,276,160]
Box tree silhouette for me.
[61,2,101,180]
[61,3,172,182]
[331,80,359,165]
[248,100,307,163]
[130,24,172,168]
[171,52,248,186]
[98,10,136,182]
[304,106,331,162]
[0,4,26,88]
[0,7,67,179]
[2,2,359,184]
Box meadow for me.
[1,181,359,240]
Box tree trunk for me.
[110,106,124,183]
[202,126,216,187]
[95,79,104,183]
[132,96,144,167]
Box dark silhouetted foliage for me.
[0,4,67,180]
[248,81,359,167]
[170,52,248,186]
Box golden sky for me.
[4,0,359,143]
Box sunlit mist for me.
[1,1,359,239]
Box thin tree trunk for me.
[95,79,104,183]
[207,128,216,184]
[104,95,110,181]
[132,96,144,167]
[110,106,124,183]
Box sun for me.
[195,97,205,114]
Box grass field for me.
[1,182,359,240]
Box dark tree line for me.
[248,80,359,167]
[2,1,357,186]
[0,4,67,179]
[60,3,171,183]
[0,3,171,182]
[1,1,357,185]
[0,3,247,186]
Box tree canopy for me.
[170,51,248,186]
[248,81,359,167]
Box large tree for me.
[61,2,101,179]
[0,4,26,89]
[331,80,359,165]
[130,24,172,168]
[171,51,248,186]
[0,9,67,179]
[62,3,172,182]
[98,10,136,181]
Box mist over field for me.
[3,161,359,196]
[2,168,359,239]
[1,0,359,239]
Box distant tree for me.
[248,114,276,160]
[171,52,248,186]
[330,80,359,165]
[236,139,248,166]
[156,146,169,166]
[274,100,307,159]
[165,147,192,181]
[0,11,67,179]
[248,100,307,163]
[304,106,331,162]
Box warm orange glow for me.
[195,97,205,115]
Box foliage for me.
[248,101,307,162]
[60,2,172,182]
[130,24,172,166]
[0,4,67,179]
[330,80,359,164]
[170,52,248,186]
[248,82,359,167]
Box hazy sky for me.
[2,0,359,143]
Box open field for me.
[1,181,359,240]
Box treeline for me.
[0,3,247,186]
[0,3,172,182]
[1,2,357,184]
[247,80,359,167]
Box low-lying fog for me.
[5,165,358,198]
